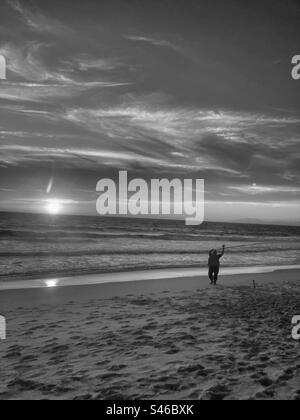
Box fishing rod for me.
[216,242,267,251]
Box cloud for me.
[66,105,300,142]
[0,43,131,101]
[61,102,300,193]
[206,200,300,208]
[0,43,122,84]
[126,35,180,51]
[74,57,121,72]
[65,103,300,148]
[0,81,130,102]
[1,105,58,120]
[0,188,16,192]
[0,144,168,168]
[0,42,53,82]
[12,197,94,205]
[6,0,69,34]
[229,185,300,194]
[0,141,240,177]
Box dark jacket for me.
[208,250,225,267]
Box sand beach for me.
[0,268,299,400]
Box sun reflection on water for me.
[45,280,58,288]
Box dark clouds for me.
[0,0,299,223]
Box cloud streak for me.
[6,0,69,34]
[126,35,181,51]
[0,43,131,101]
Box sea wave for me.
[0,212,300,281]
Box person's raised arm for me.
[219,245,226,258]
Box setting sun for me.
[45,200,62,215]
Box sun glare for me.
[46,200,62,215]
[45,280,58,288]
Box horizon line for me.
[0,209,299,228]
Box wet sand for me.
[0,268,299,400]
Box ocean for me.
[0,211,300,282]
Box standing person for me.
[208,245,225,285]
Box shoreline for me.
[0,267,299,311]
[1,264,300,291]
[2,259,299,284]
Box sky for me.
[0,0,299,224]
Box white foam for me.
[1,265,300,291]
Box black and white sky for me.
[0,0,299,224]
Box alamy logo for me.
[0,316,6,340]
[292,316,300,340]
[96,171,205,225]
[292,55,300,80]
[0,55,6,80]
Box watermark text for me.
[0,315,6,340]
[292,55,300,80]
[96,171,204,225]
[292,316,300,340]
[0,55,6,80]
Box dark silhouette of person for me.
[208,245,225,285]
